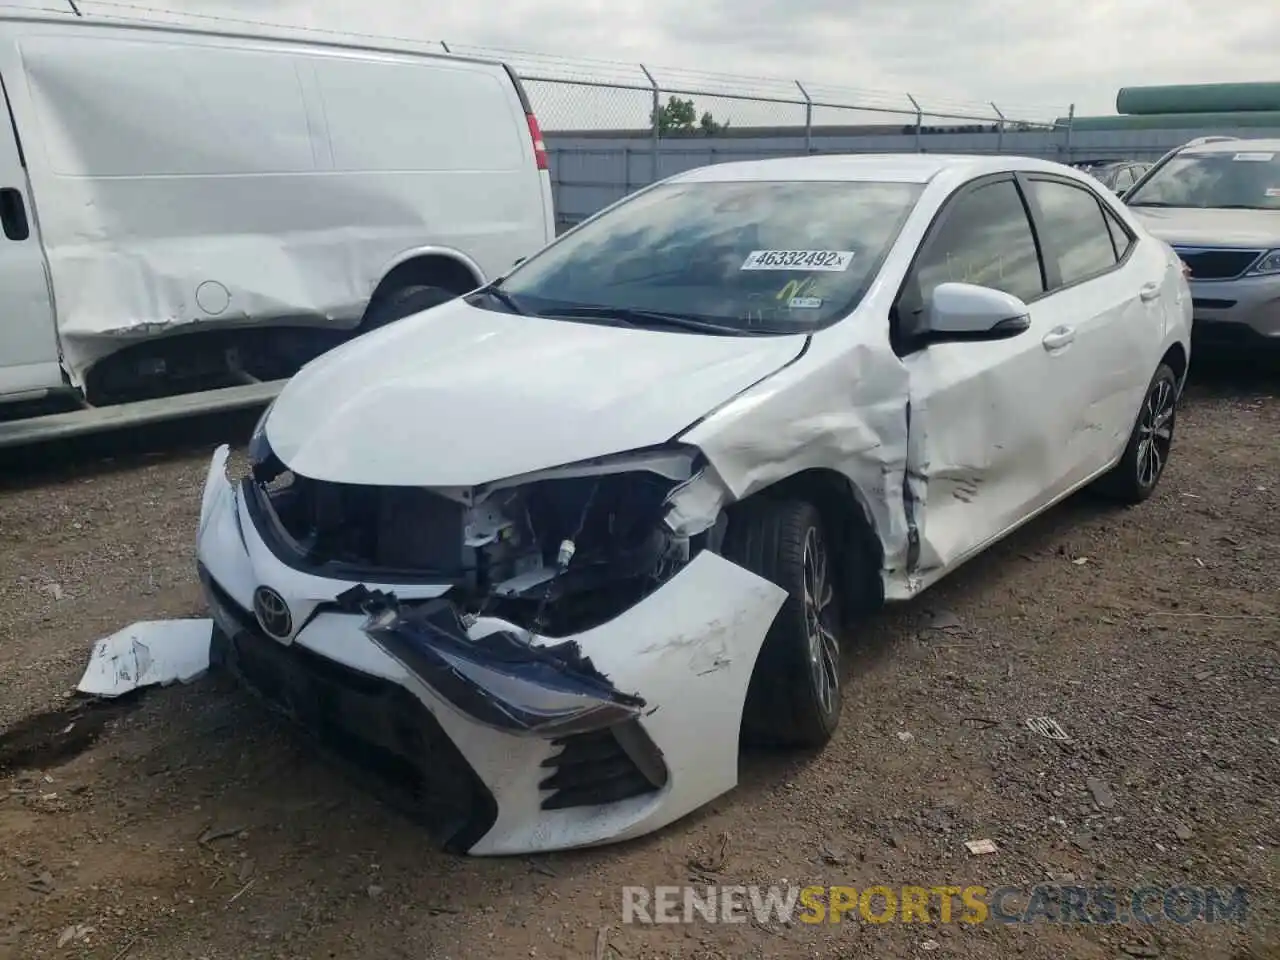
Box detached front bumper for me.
[195,445,786,855]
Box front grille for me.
[1174,248,1262,281]
[202,568,498,852]
[539,724,667,810]
[256,473,469,577]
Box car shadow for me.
[29,673,734,879]
[1184,348,1280,398]
[735,488,1115,795]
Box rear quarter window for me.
[1103,205,1135,260]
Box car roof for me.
[1180,138,1280,155]
[666,153,1086,185]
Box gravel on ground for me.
[0,365,1276,960]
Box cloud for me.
[74,0,1278,124]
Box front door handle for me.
[0,187,29,241]
[1042,325,1075,351]
[1139,282,1162,302]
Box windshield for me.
[477,179,924,334]
[1127,150,1280,210]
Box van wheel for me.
[1092,362,1178,504]
[361,284,458,332]
[724,498,843,749]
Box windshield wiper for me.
[471,282,527,315]
[544,305,758,336]
[1127,201,1182,208]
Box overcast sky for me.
[69,0,1278,126]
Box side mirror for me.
[922,282,1031,342]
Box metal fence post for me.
[1064,103,1075,159]
[640,64,660,184]
[990,101,1006,154]
[795,80,813,154]
[906,93,923,152]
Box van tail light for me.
[526,113,548,171]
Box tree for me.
[700,111,729,136]
[650,95,728,137]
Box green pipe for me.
[1116,83,1280,115]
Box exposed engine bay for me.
[246,445,729,637]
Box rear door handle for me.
[0,187,29,241]
[1139,282,1162,301]
[1042,325,1075,351]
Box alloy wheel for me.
[801,525,840,716]
[1136,377,1175,489]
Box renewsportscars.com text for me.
[622,884,1249,926]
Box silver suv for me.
[1124,137,1280,349]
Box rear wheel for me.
[360,283,460,333]
[724,498,843,749]
[1092,362,1178,504]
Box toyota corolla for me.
[196,154,1192,855]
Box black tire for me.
[360,283,459,333]
[723,498,842,749]
[1092,362,1178,504]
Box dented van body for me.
[0,6,553,446]
[196,154,1191,854]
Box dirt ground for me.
[0,360,1277,960]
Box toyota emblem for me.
[252,585,293,641]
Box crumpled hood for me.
[1129,206,1280,249]
[264,297,808,486]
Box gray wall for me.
[545,124,1280,229]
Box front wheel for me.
[724,498,842,749]
[1092,362,1178,504]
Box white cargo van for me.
[0,6,555,445]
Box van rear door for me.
[0,71,60,398]
[502,66,556,243]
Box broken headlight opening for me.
[335,584,647,737]
[244,443,733,637]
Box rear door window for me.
[1027,179,1120,288]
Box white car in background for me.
[196,154,1192,855]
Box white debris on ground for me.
[76,619,214,697]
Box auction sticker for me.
[1233,152,1274,162]
[741,250,855,271]
[788,296,823,308]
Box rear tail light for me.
[526,113,548,171]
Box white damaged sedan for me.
[196,154,1192,855]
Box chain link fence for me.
[59,3,1270,231]
[440,44,1080,228]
